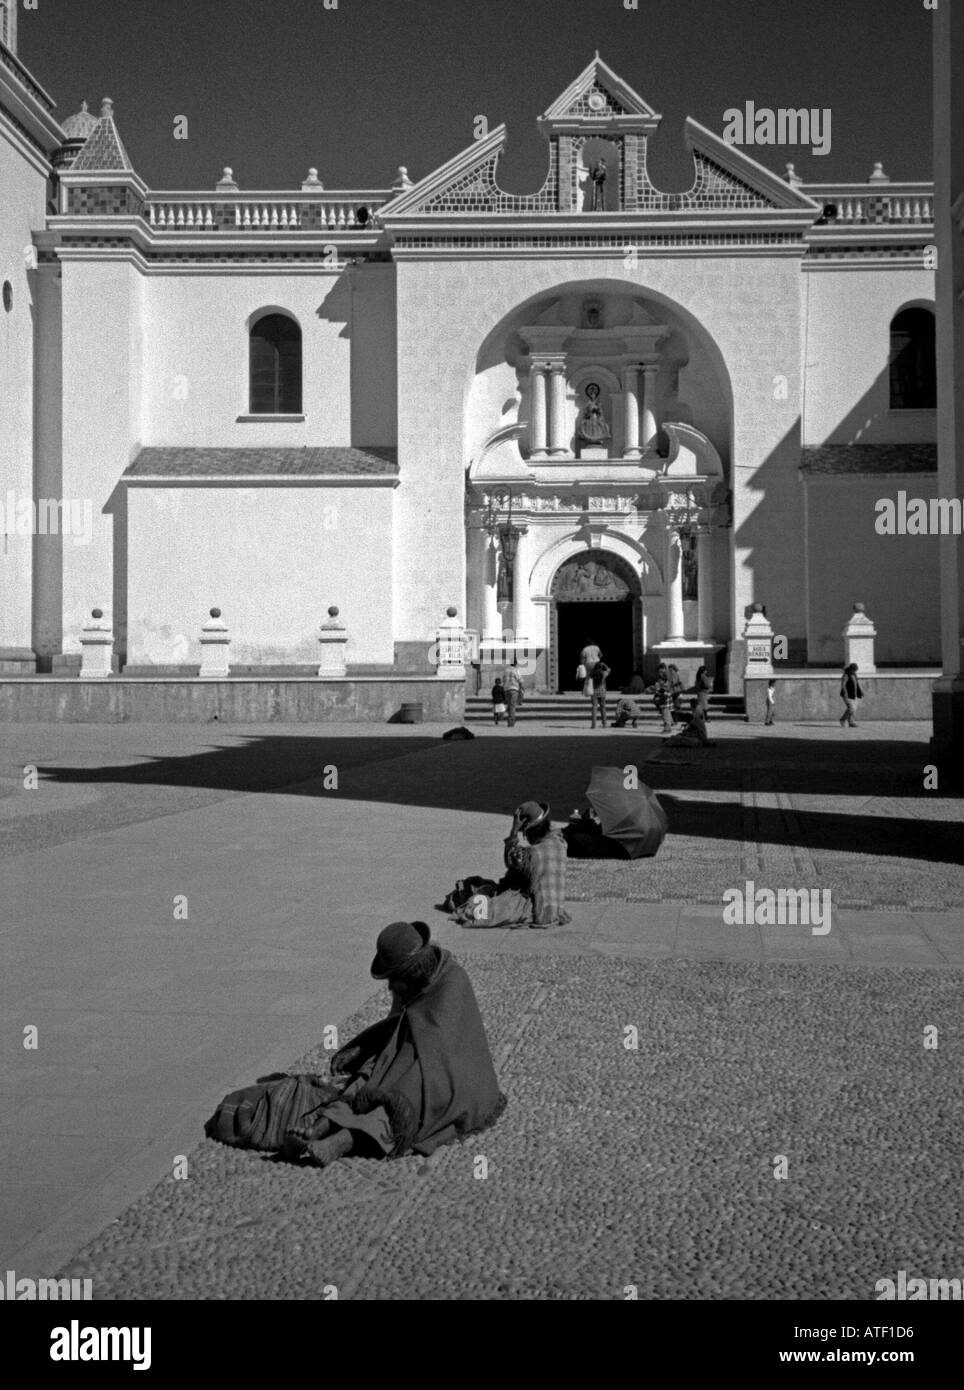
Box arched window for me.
[889,307,936,410]
[249,313,302,414]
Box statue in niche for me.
[582,298,603,329]
[589,158,607,210]
[577,382,611,445]
[681,533,698,600]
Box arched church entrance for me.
[551,550,642,692]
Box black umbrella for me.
[585,765,668,859]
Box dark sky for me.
[19,0,932,193]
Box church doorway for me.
[550,550,642,692]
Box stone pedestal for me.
[742,604,774,678]
[79,609,114,679]
[198,608,230,679]
[842,603,877,674]
[318,606,348,678]
[436,606,466,680]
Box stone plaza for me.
[2,715,962,1299]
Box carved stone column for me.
[548,365,569,456]
[665,527,686,642]
[696,527,714,642]
[622,364,641,459]
[529,363,548,457]
[641,364,659,452]
[483,533,501,637]
[510,526,531,639]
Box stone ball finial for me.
[446,606,458,618]
[92,608,103,619]
[223,167,233,180]
[868,161,889,184]
[752,602,764,613]
[853,602,865,613]
[100,98,113,119]
[210,607,222,618]
[328,605,339,618]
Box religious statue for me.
[556,554,624,599]
[681,533,698,600]
[589,158,607,211]
[577,382,611,444]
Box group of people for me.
[575,643,716,744]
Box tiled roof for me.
[125,447,399,478]
[72,106,133,172]
[800,443,937,475]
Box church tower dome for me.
[54,100,100,170]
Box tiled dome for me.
[61,100,98,141]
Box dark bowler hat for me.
[516,800,550,830]
[370,920,432,979]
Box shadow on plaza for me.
[35,730,964,867]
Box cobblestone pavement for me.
[3,719,962,1294]
[59,956,964,1301]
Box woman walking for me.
[839,663,863,728]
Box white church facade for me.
[0,23,941,693]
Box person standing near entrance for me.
[503,662,525,728]
[839,663,863,728]
[589,660,610,728]
[580,640,602,686]
[690,665,714,722]
[647,663,675,734]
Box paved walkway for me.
[1,719,961,1286]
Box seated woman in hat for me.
[283,921,506,1167]
[454,801,572,930]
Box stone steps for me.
[465,693,745,724]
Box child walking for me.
[764,679,776,726]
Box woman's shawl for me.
[331,951,505,1156]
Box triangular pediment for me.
[378,125,508,216]
[683,118,820,211]
[540,55,661,125]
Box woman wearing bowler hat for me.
[282,921,505,1167]
[454,800,572,930]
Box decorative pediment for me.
[537,54,662,133]
[681,119,820,212]
[378,62,820,220]
[377,125,554,217]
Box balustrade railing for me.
[144,193,388,232]
[803,185,933,227]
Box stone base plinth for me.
[0,677,465,723]
[930,676,964,788]
[745,671,939,723]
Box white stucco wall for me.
[802,265,936,445]
[139,264,394,449]
[125,485,395,666]
[59,256,144,653]
[394,255,804,649]
[804,476,941,664]
[0,119,47,657]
